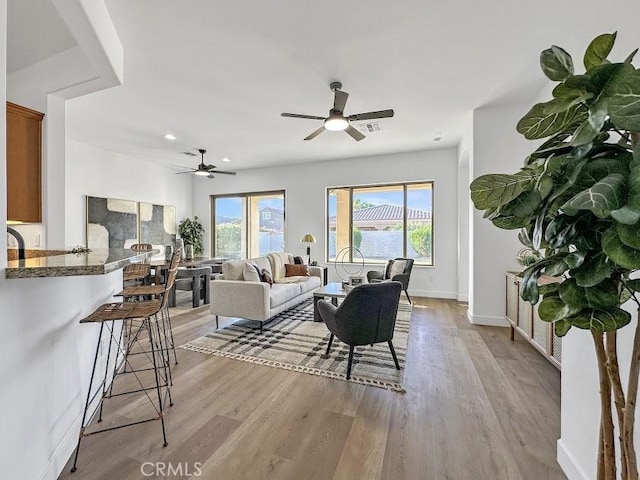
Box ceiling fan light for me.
[194,169,210,176]
[324,116,349,131]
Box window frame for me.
[325,180,434,266]
[211,189,286,259]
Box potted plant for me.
[178,216,204,256]
[470,32,640,479]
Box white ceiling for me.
[52,0,640,171]
[7,0,77,74]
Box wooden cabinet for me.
[7,102,44,223]
[505,271,562,370]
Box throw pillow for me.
[285,264,309,277]
[383,259,395,279]
[261,269,273,286]
[389,260,407,279]
[293,255,304,265]
[242,262,261,282]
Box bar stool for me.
[69,250,181,473]
[115,249,182,369]
[122,243,153,285]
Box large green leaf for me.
[470,172,537,210]
[575,157,630,188]
[571,251,613,287]
[541,45,574,81]
[570,100,608,146]
[602,228,640,269]
[558,278,620,309]
[545,258,570,277]
[552,83,593,102]
[561,173,626,218]
[501,190,542,217]
[555,319,572,336]
[618,222,640,249]
[491,215,531,230]
[538,295,581,322]
[568,307,631,332]
[584,32,617,71]
[564,251,586,269]
[517,103,583,140]
[609,69,640,131]
[612,163,640,224]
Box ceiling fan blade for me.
[304,126,325,141]
[333,90,348,112]
[210,170,236,175]
[345,125,365,141]
[349,109,394,121]
[207,173,215,179]
[170,164,192,170]
[175,171,195,175]
[281,113,326,120]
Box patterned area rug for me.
[180,299,412,392]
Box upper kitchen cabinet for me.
[7,102,44,223]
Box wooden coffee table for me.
[313,282,348,322]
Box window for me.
[327,182,433,266]
[212,191,285,260]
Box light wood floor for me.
[59,298,566,480]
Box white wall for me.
[65,139,193,246]
[468,102,531,326]
[457,112,473,303]
[193,148,459,299]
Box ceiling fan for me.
[173,149,237,178]
[281,81,394,141]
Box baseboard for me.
[557,439,590,480]
[410,289,457,300]
[456,293,468,302]
[466,310,510,327]
[39,416,82,480]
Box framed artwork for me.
[139,202,177,247]
[87,196,139,249]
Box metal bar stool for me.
[69,250,181,473]
[122,243,153,285]
[115,249,182,370]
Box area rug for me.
[180,299,412,392]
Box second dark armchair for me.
[366,257,414,304]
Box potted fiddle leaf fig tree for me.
[178,216,204,255]
[470,32,640,480]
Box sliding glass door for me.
[212,191,285,260]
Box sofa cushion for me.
[222,259,247,281]
[299,275,321,294]
[252,256,272,278]
[389,259,407,279]
[243,262,262,282]
[285,264,309,277]
[270,283,302,307]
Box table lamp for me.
[300,234,316,265]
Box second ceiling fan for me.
[174,149,237,179]
[281,81,394,141]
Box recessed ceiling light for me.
[222,157,231,162]
[164,133,176,141]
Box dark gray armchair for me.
[366,257,414,304]
[317,281,402,380]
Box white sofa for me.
[210,252,323,331]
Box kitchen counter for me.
[5,248,154,279]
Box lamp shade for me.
[300,234,316,243]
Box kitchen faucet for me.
[7,226,26,260]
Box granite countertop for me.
[5,248,154,279]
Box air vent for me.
[181,151,197,157]
[356,122,381,134]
